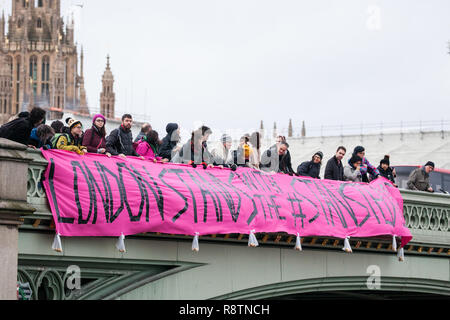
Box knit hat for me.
[93,114,106,124]
[166,123,179,134]
[314,151,324,160]
[67,118,82,130]
[354,146,365,154]
[425,161,435,169]
[380,155,390,166]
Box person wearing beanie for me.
[210,133,234,166]
[377,155,397,185]
[297,151,323,179]
[350,146,380,182]
[407,161,435,192]
[158,123,181,161]
[344,155,363,182]
[51,118,87,155]
[82,114,110,157]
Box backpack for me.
[50,133,72,149]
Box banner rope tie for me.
[192,232,200,252]
[52,233,63,253]
[392,235,398,252]
[295,233,302,251]
[342,236,352,253]
[116,233,126,253]
[248,230,259,247]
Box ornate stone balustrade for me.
[23,149,450,250]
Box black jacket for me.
[324,156,344,181]
[159,123,179,161]
[0,117,34,145]
[378,166,396,184]
[297,161,321,179]
[106,126,139,157]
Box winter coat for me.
[51,133,87,155]
[82,126,107,154]
[210,143,233,166]
[172,140,213,164]
[134,131,146,143]
[349,157,380,182]
[407,167,431,191]
[344,165,363,182]
[260,146,294,174]
[0,117,34,145]
[324,156,344,181]
[28,128,52,149]
[297,161,321,179]
[377,165,396,184]
[106,125,139,157]
[159,123,179,161]
[136,140,162,162]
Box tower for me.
[78,46,89,115]
[0,0,87,124]
[100,55,115,119]
[288,119,293,138]
[0,54,13,123]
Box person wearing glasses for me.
[407,161,435,193]
[51,118,87,155]
[297,151,324,179]
[82,114,111,157]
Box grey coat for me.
[344,165,363,182]
[407,167,431,191]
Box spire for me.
[80,45,84,77]
[301,121,306,137]
[106,54,110,69]
[288,119,293,138]
[273,122,277,138]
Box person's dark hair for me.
[280,141,289,148]
[337,146,347,153]
[201,126,212,136]
[18,111,30,118]
[94,120,107,137]
[146,130,159,146]
[29,107,46,126]
[50,120,64,133]
[36,124,55,142]
[250,132,261,150]
[380,155,390,166]
[122,114,133,121]
[277,135,286,142]
[350,155,363,165]
[142,123,152,133]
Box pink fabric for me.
[135,140,162,162]
[41,150,413,247]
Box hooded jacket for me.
[159,123,179,161]
[297,160,321,179]
[106,125,139,157]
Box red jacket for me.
[82,127,106,153]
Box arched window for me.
[29,56,38,96]
[18,17,23,28]
[37,18,42,29]
[41,56,50,98]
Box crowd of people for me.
[0,107,438,193]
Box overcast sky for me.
[2,0,450,136]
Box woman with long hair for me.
[82,114,111,157]
[136,130,163,162]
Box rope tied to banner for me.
[295,233,302,251]
[397,247,405,262]
[52,233,63,253]
[192,232,200,252]
[392,235,398,252]
[248,230,259,247]
[116,233,126,253]
[342,236,352,253]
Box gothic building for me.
[0,0,89,124]
[100,55,115,119]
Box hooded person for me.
[51,118,87,155]
[174,126,213,165]
[158,123,181,161]
[377,155,396,184]
[82,114,110,156]
[297,151,323,179]
[0,107,46,145]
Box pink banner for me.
[41,150,412,247]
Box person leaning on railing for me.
[407,162,435,193]
[50,118,87,155]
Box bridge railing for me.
[22,149,450,255]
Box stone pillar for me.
[0,139,35,300]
